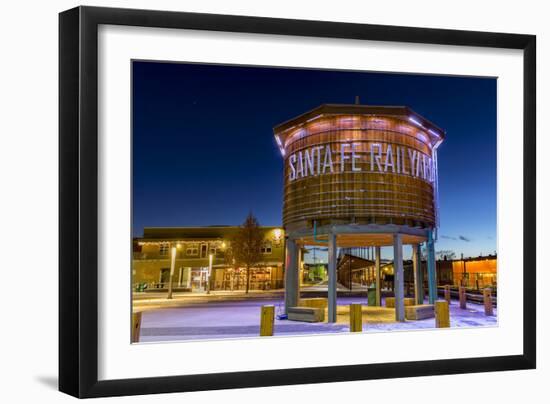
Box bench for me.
[385,297,415,308]
[299,298,328,309]
[405,304,435,320]
[287,306,325,322]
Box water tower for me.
[274,103,444,322]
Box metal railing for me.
[451,273,497,290]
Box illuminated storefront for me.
[450,255,497,289]
[132,226,285,292]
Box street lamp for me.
[167,243,181,300]
[206,253,214,294]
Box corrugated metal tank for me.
[274,105,444,232]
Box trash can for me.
[367,283,376,306]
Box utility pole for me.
[206,253,214,294]
[349,248,352,292]
[167,243,181,299]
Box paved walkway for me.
[137,296,498,342]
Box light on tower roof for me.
[408,116,422,127]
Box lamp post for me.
[167,243,181,299]
[206,253,214,294]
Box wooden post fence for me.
[132,311,142,343]
[444,285,451,304]
[260,305,275,336]
[483,288,494,316]
[350,303,362,332]
[459,286,467,309]
[435,300,450,328]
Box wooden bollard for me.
[132,311,142,343]
[483,288,494,316]
[444,285,451,304]
[435,300,450,328]
[260,305,275,336]
[350,303,363,332]
[459,286,467,309]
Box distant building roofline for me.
[137,225,283,241]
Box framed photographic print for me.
[59,5,536,398]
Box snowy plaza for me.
[135,294,497,342]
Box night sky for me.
[132,61,496,260]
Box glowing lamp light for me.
[416,132,428,143]
[339,117,356,122]
[428,128,441,137]
[285,128,306,145]
[273,228,282,240]
[306,115,321,123]
[275,135,283,147]
[408,116,423,127]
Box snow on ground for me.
[138,296,497,343]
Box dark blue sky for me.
[132,61,496,259]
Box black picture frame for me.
[59,5,536,398]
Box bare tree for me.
[227,213,264,293]
[223,239,239,291]
[436,250,456,260]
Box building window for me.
[200,244,208,258]
[159,244,169,256]
[159,268,170,286]
[261,242,272,254]
[186,247,198,256]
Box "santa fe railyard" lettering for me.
[288,143,435,183]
